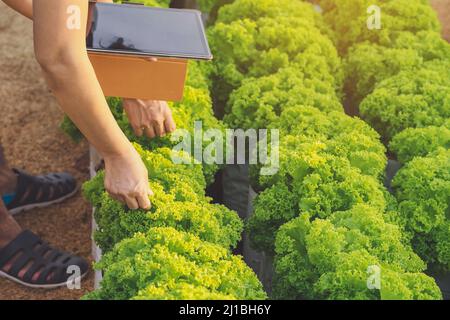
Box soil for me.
[0,0,448,300]
[431,0,450,41]
[0,3,93,300]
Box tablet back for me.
[88,52,188,101]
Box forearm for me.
[33,0,131,158]
[42,55,132,158]
[2,0,33,19]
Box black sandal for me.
[6,169,77,215]
[0,230,89,288]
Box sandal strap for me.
[0,230,38,268]
[0,230,88,285]
[6,169,76,210]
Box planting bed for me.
[1,0,449,300]
[74,0,449,300]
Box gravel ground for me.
[0,3,93,300]
[0,0,448,300]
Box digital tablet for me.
[86,2,213,60]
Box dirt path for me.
[431,0,450,41]
[0,3,93,299]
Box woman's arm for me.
[33,0,152,210]
[4,0,176,139]
[2,0,33,19]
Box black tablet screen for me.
[86,3,212,60]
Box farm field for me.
[0,0,449,300]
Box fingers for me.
[126,100,176,139]
[108,189,137,209]
[123,100,143,137]
[138,123,167,139]
[144,119,167,138]
[110,192,152,211]
[125,187,154,210]
[144,126,156,139]
[164,113,176,133]
[110,193,125,204]
[162,103,175,134]
[135,182,153,210]
[136,193,151,210]
[125,196,139,210]
[153,121,166,137]
[133,125,144,137]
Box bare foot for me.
[0,167,18,195]
[0,208,21,250]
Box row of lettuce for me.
[317,0,450,277]
[204,0,448,299]
[60,0,450,300]
[61,0,268,300]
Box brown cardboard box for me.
[88,52,188,101]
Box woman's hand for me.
[123,99,176,139]
[103,145,153,210]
